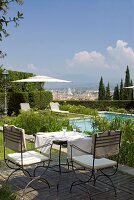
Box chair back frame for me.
[3,125,26,166]
[92,130,121,159]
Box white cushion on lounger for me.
[50,102,69,114]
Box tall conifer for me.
[119,79,123,100]
[113,84,119,100]
[98,76,105,100]
[123,66,131,100]
[105,82,111,100]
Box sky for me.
[1,0,134,89]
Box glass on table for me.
[62,126,67,136]
[73,128,76,134]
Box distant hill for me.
[45,81,116,90]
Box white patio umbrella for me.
[12,75,71,83]
[12,75,72,108]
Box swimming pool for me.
[99,111,134,120]
[70,118,94,132]
[70,111,134,132]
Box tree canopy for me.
[98,66,133,101]
[0,0,23,57]
[98,76,105,100]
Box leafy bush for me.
[58,100,134,112]
[107,107,127,114]
[93,117,134,167]
[0,185,16,200]
[6,111,72,135]
[60,104,98,116]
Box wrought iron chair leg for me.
[94,170,117,196]
[22,176,50,198]
[70,169,94,192]
[103,173,117,196]
[6,168,21,184]
[33,161,50,177]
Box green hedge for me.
[58,100,134,111]
[29,91,53,109]
[0,91,53,115]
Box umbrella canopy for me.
[12,75,71,83]
[12,75,72,109]
[124,86,134,89]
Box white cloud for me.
[68,51,106,65]
[107,40,134,67]
[66,40,134,78]
[67,50,108,75]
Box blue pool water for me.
[70,118,94,132]
[70,112,134,132]
[99,112,134,121]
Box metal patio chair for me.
[3,124,52,198]
[70,130,121,198]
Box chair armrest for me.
[70,144,91,160]
[26,143,52,152]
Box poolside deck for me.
[0,150,134,200]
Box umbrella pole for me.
[40,83,41,110]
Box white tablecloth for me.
[35,131,92,157]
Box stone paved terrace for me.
[0,150,134,200]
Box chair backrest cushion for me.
[50,102,60,111]
[20,103,30,111]
[92,130,121,158]
[3,125,26,152]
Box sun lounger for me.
[50,102,69,114]
[20,103,31,111]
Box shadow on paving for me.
[1,165,134,200]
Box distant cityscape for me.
[46,81,116,101]
[50,88,99,100]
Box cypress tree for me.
[123,66,131,100]
[105,82,111,100]
[98,76,105,100]
[119,79,124,100]
[113,84,119,100]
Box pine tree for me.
[105,82,111,100]
[123,66,131,100]
[98,76,105,100]
[119,79,123,100]
[113,84,119,100]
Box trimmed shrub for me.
[0,90,53,115]
[60,104,98,116]
[7,111,72,135]
[58,100,134,112]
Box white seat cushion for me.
[52,109,69,113]
[72,154,117,170]
[7,151,49,166]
